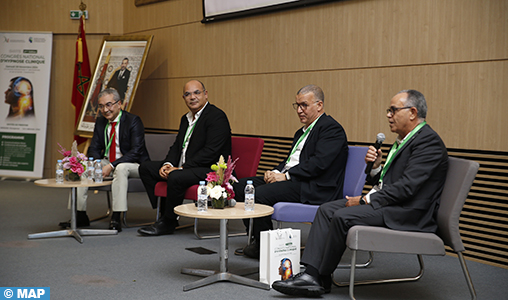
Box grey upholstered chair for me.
[91,133,177,226]
[341,156,479,300]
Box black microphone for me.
[365,133,386,174]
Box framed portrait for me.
[75,35,153,138]
[135,0,169,6]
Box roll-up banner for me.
[0,32,52,179]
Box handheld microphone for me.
[365,133,385,174]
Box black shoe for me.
[243,242,260,259]
[109,220,122,232]
[58,211,90,228]
[272,272,325,297]
[137,219,176,236]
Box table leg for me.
[28,187,117,243]
[220,218,228,272]
[182,218,270,292]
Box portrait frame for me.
[75,35,153,138]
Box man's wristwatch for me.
[359,196,366,205]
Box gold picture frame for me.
[75,35,153,138]
[135,0,169,6]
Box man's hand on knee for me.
[345,195,361,207]
[159,164,181,179]
[103,164,114,177]
[264,171,286,183]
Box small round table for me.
[174,202,274,291]
[28,178,117,243]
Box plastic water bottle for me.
[197,181,208,212]
[244,180,255,211]
[87,157,95,181]
[94,159,103,183]
[55,160,64,183]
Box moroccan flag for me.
[71,15,91,145]
[88,48,111,117]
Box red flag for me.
[88,48,111,117]
[71,15,91,145]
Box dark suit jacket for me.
[367,124,448,233]
[107,69,130,100]
[163,103,231,170]
[275,113,348,205]
[88,110,150,167]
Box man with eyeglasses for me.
[272,89,448,296]
[137,80,232,236]
[233,84,348,258]
[59,88,149,232]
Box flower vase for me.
[66,171,81,182]
[211,196,225,209]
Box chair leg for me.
[457,252,477,300]
[335,254,425,287]
[89,190,112,222]
[337,251,374,269]
[349,249,358,300]
[121,197,164,228]
[156,197,160,221]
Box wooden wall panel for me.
[123,0,201,33]
[0,0,124,34]
[1,0,507,174]
[125,0,507,153]
[127,0,508,79]
[134,61,508,151]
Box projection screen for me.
[202,0,338,23]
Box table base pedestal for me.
[28,185,117,243]
[28,228,118,243]
[182,269,269,291]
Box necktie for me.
[109,122,117,162]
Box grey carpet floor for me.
[1,179,507,299]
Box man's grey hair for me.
[98,88,121,103]
[398,89,427,119]
[297,84,324,103]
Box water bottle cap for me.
[96,159,101,162]
[247,180,253,184]
[89,157,93,160]
[199,181,206,185]
[57,159,62,162]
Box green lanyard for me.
[182,117,198,149]
[286,116,320,164]
[104,110,122,156]
[379,121,426,183]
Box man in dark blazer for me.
[234,84,348,258]
[137,80,232,236]
[60,88,149,232]
[107,58,130,101]
[272,90,448,297]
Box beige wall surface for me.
[1,0,506,177]
[125,0,508,152]
[0,0,123,177]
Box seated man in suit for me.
[59,88,150,232]
[272,89,448,296]
[137,80,232,236]
[234,84,349,258]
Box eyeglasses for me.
[386,106,412,115]
[98,100,120,110]
[183,90,205,98]
[292,101,319,111]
